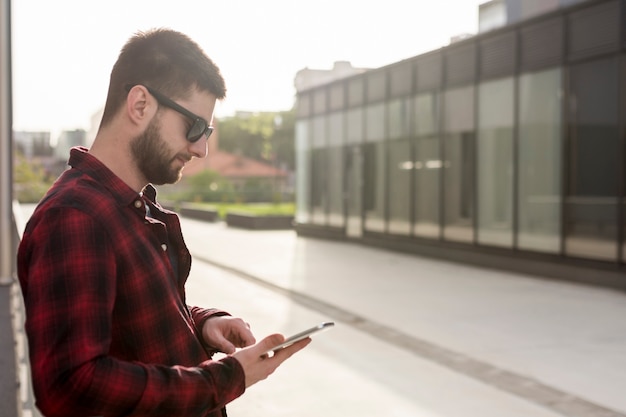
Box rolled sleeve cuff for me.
[190,307,231,353]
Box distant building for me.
[13,131,52,160]
[294,0,625,290]
[479,0,507,33]
[13,130,66,179]
[479,0,591,33]
[294,61,369,92]
[54,129,87,161]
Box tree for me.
[271,110,295,171]
[13,151,54,203]
[185,169,234,202]
[217,109,295,171]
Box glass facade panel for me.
[348,78,364,107]
[443,86,475,242]
[347,108,363,145]
[294,0,626,284]
[365,103,385,142]
[413,92,441,238]
[328,112,344,146]
[566,57,619,260]
[388,99,412,235]
[345,145,364,238]
[363,104,386,232]
[310,116,327,224]
[623,198,626,262]
[517,68,562,253]
[346,108,364,236]
[388,140,411,234]
[477,78,514,247]
[388,98,411,140]
[327,146,345,227]
[328,113,345,227]
[363,142,386,232]
[295,120,310,223]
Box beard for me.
[130,117,184,185]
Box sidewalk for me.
[0,285,19,417]
[179,217,626,417]
[11,204,626,416]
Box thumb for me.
[256,334,285,355]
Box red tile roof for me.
[180,121,288,180]
[182,150,288,179]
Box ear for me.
[125,85,156,127]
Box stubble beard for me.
[130,117,184,186]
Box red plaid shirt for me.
[17,147,245,417]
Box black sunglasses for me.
[125,84,214,143]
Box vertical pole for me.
[0,0,13,285]
[0,0,20,416]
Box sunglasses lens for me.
[187,120,209,143]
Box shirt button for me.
[161,244,167,251]
[134,200,143,209]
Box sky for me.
[11,0,486,136]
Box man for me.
[17,28,309,417]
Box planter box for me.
[179,203,219,222]
[158,200,177,212]
[226,212,294,230]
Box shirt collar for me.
[68,146,150,207]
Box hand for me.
[231,333,311,388]
[202,316,256,354]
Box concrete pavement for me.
[186,252,567,417]
[8,204,626,416]
[179,216,626,417]
[0,285,19,417]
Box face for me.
[130,88,217,186]
[130,115,183,185]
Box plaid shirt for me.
[17,147,245,417]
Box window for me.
[295,120,310,223]
[363,104,387,232]
[443,86,475,242]
[477,77,514,247]
[388,98,412,235]
[346,108,363,145]
[566,57,619,261]
[517,68,562,253]
[327,112,345,227]
[310,116,328,225]
[413,92,441,238]
[363,142,386,232]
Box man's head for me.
[100,28,226,127]
[93,28,226,188]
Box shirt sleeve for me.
[18,207,245,417]
[189,306,232,352]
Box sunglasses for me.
[125,84,214,143]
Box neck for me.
[89,132,146,193]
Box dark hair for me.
[99,28,226,127]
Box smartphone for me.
[264,321,335,354]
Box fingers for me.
[226,318,256,347]
[203,316,256,353]
[213,336,236,355]
[236,321,256,347]
[231,334,311,388]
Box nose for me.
[189,137,208,159]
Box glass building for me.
[294,0,625,290]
